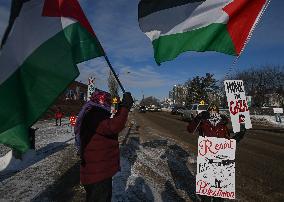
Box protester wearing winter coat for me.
[187,105,230,139]
[187,104,246,141]
[187,104,246,202]
[75,89,133,202]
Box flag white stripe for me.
[145,0,233,41]
[0,0,77,85]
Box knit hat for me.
[208,104,219,113]
[90,89,112,112]
[74,89,111,151]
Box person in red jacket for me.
[187,104,246,202]
[55,107,63,126]
[187,105,230,139]
[76,89,133,202]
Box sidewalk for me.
[112,112,198,201]
[0,114,200,201]
[0,119,78,201]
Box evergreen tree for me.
[185,73,219,105]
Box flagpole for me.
[104,55,126,94]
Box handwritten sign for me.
[273,108,283,114]
[196,136,236,199]
[224,80,252,133]
[87,77,95,101]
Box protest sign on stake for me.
[224,80,252,133]
[87,77,95,101]
[196,136,236,199]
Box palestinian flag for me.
[138,0,268,64]
[0,0,105,153]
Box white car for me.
[181,104,209,121]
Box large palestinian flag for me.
[138,0,268,64]
[0,0,105,153]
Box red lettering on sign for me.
[199,139,218,156]
[230,100,249,115]
[196,180,209,194]
[199,139,235,156]
[196,179,235,198]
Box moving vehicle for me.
[139,106,147,113]
[148,105,162,112]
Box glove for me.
[120,92,134,111]
[195,111,209,123]
[232,124,246,143]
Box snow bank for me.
[161,108,172,112]
[0,118,77,201]
[251,115,284,128]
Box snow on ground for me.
[161,108,172,112]
[251,115,284,128]
[0,115,202,201]
[112,116,199,202]
[0,118,76,201]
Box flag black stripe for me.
[139,2,203,34]
[138,0,205,19]
[1,0,31,48]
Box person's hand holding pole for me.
[121,92,134,111]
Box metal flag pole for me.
[104,55,126,94]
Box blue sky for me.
[0,0,283,100]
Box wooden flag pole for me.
[104,55,126,94]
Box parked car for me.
[139,106,146,113]
[180,104,209,121]
[156,106,162,112]
[148,105,162,112]
[148,105,156,112]
[171,106,186,115]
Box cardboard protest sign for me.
[224,80,252,133]
[87,77,95,101]
[196,136,236,199]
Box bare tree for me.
[140,96,160,106]
[108,70,118,98]
[231,65,284,107]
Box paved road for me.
[136,111,284,202]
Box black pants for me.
[56,118,61,126]
[83,178,112,202]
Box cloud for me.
[76,58,172,90]
[76,57,110,90]
[116,64,168,88]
